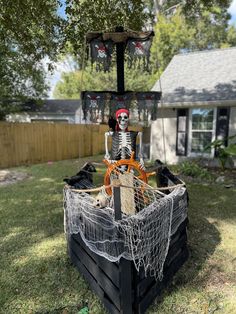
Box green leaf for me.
[224,144,236,156]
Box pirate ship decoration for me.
[64,27,189,314]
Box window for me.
[188,108,216,156]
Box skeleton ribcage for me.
[111,131,138,160]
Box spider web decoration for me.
[126,37,153,72]
[89,38,114,72]
[64,177,188,280]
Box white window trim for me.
[188,108,217,158]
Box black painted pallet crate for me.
[68,218,188,314]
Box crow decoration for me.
[63,162,96,190]
[108,116,117,132]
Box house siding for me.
[151,105,236,165]
[7,113,76,123]
[151,108,180,164]
[30,113,75,123]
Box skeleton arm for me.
[138,132,145,169]
[104,131,113,160]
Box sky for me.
[57,0,67,20]
[229,0,236,23]
[46,0,236,99]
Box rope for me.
[66,182,185,193]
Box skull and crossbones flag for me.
[81,91,109,122]
[110,92,133,115]
[135,92,161,120]
[90,39,114,72]
[86,30,154,72]
[126,35,153,72]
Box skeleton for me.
[104,109,145,168]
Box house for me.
[151,47,236,165]
[6,99,85,124]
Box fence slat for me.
[0,122,143,168]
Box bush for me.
[179,161,212,180]
[205,135,236,170]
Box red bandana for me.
[115,108,129,119]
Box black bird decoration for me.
[63,162,96,191]
[108,116,117,132]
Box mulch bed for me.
[0,170,30,186]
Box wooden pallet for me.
[68,219,188,314]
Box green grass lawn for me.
[0,157,236,314]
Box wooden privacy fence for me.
[0,123,142,168]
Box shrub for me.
[205,135,236,170]
[179,161,212,180]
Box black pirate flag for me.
[110,92,133,115]
[81,91,109,122]
[135,92,161,120]
[126,37,153,72]
[90,39,113,72]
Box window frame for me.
[188,107,217,158]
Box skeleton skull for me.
[93,191,108,208]
[116,109,129,132]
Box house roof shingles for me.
[152,47,236,106]
[24,99,81,114]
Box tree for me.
[0,39,49,119]
[53,66,153,99]
[55,3,236,98]
[145,0,231,21]
[65,0,150,57]
[0,0,64,119]
[0,0,64,61]
[150,11,191,73]
[150,7,236,75]
[65,0,232,52]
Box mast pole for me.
[115,26,125,93]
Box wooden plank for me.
[138,247,189,314]
[171,218,188,237]
[71,237,121,310]
[114,185,122,220]
[119,258,133,314]
[103,297,120,314]
[165,233,187,268]
[70,250,120,314]
[136,229,187,297]
[72,233,120,287]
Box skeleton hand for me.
[139,156,145,170]
[104,153,111,161]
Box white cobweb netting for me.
[63,175,188,280]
